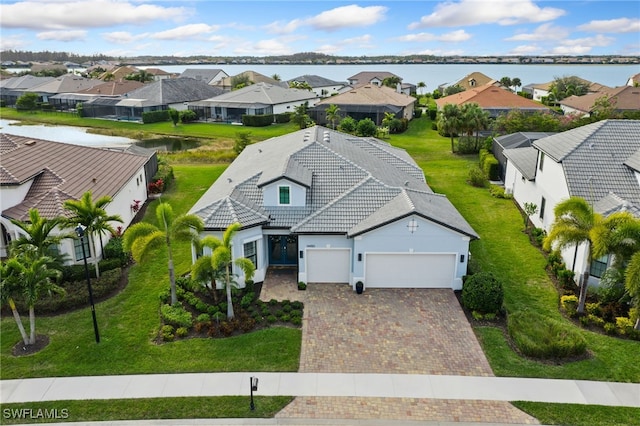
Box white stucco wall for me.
[273,98,319,115]
[262,179,307,206]
[313,85,345,98]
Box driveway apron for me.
[260,274,539,424]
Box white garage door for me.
[365,253,456,288]
[306,249,350,283]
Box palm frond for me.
[234,257,256,281]
[155,203,175,232]
[122,222,159,252]
[211,246,231,270]
[222,222,241,247]
[130,230,165,262]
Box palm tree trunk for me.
[89,232,100,278]
[635,317,640,331]
[577,271,589,314]
[226,265,234,319]
[9,298,29,345]
[29,305,36,345]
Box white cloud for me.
[578,18,640,34]
[509,44,541,54]
[505,23,568,41]
[266,4,387,34]
[396,30,472,43]
[36,30,87,42]
[152,24,219,40]
[549,35,615,55]
[409,0,565,29]
[0,0,189,30]
[234,38,294,56]
[0,34,28,50]
[102,31,148,44]
[414,48,465,56]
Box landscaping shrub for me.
[357,118,377,137]
[428,105,437,120]
[468,166,487,187]
[489,185,512,199]
[482,154,500,180]
[338,116,356,133]
[457,136,482,154]
[560,295,579,317]
[161,325,175,342]
[160,303,193,328]
[275,113,290,123]
[179,109,197,123]
[242,114,273,127]
[414,108,422,118]
[196,313,210,323]
[103,236,128,265]
[507,310,587,359]
[461,272,504,315]
[297,281,307,290]
[176,327,189,337]
[142,110,170,124]
[531,227,547,248]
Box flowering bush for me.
[148,179,164,194]
[131,199,141,212]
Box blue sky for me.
[1,1,638,57]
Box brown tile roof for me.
[561,86,640,113]
[347,71,401,84]
[215,71,287,89]
[451,72,496,91]
[76,80,144,96]
[30,75,103,94]
[98,66,139,81]
[0,134,151,221]
[144,68,172,76]
[316,84,415,107]
[435,84,550,111]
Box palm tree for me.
[0,260,30,345]
[2,251,63,345]
[9,209,68,262]
[512,77,522,93]
[123,202,203,305]
[544,197,603,313]
[592,212,640,330]
[63,191,123,278]
[292,102,310,129]
[461,103,489,149]
[437,104,462,153]
[197,223,255,319]
[325,104,340,130]
[417,81,426,96]
[271,73,281,81]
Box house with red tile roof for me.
[560,86,640,117]
[435,84,550,117]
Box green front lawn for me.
[0,164,301,379]
[512,402,640,426]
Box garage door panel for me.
[307,249,350,283]
[365,253,455,288]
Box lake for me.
[0,119,135,147]
[143,63,640,90]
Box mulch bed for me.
[11,335,50,357]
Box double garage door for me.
[365,253,456,288]
[306,249,457,288]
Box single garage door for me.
[365,253,456,288]
[306,248,350,283]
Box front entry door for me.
[268,235,297,265]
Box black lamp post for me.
[250,376,258,411]
[75,224,100,343]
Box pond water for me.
[0,119,135,147]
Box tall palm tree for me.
[417,81,426,96]
[544,197,603,313]
[592,212,640,330]
[461,103,489,149]
[325,104,340,130]
[437,104,462,153]
[197,223,255,319]
[63,191,123,278]
[3,251,63,345]
[123,202,203,306]
[512,77,522,93]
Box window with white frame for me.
[589,254,609,278]
[74,237,91,261]
[244,240,257,268]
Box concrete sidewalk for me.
[2,372,639,407]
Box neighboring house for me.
[346,71,401,87]
[492,132,557,180]
[435,84,551,117]
[438,71,497,93]
[559,86,640,117]
[188,82,318,122]
[179,68,228,86]
[188,126,477,290]
[287,74,348,98]
[0,133,157,262]
[98,66,139,81]
[0,75,54,106]
[627,73,640,87]
[530,77,605,102]
[49,80,145,110]
[82,78,223,121]
[310,84,416,125]
[214,71,288,90]
[144,68,174,81]
[28,74,103,103]
[503,119,640,285]
[30,63,68,74]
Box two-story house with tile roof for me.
[189,126,477,291]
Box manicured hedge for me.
[461,271,503,314]
[242,114,273,127]
[142,110,170,124]
[479,148,500,181]
[275,113,290,123]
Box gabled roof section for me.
[0,134,152,221]
[347,71,400,84]
[560,86,640,113]
[179,68,226,83]
[257,157,313,188]
[192,195,269,229]
[121,78,223,106]
[0,75,54,90]
[76,80,144,96]
[503,147,538,180]
[288,74,345,87]
[594,192,640,217]
[200,82,317,106]
[216,71,288,89]
[28,75,102,94]
[534,120,640,206]
[315,84,415,107]
[494,132,557,150]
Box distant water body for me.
[145,63,639,90]
[0,119,134,147]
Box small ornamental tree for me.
[462,272,504,315]
[338,116,357,134]
[16,92,39,112]
[356,118,377,137]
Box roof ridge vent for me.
[323,131,330,143]
[303,130,311,142]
